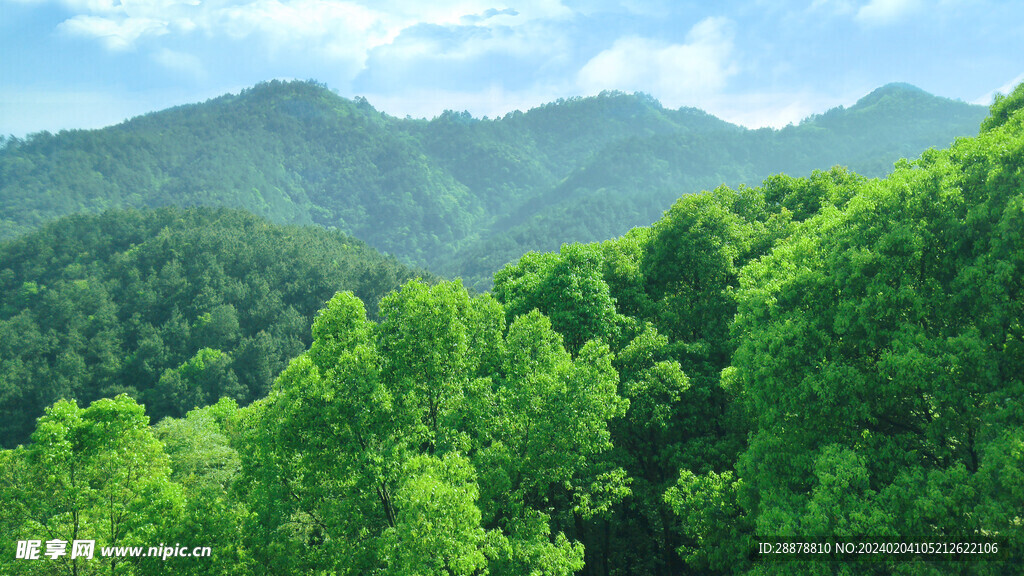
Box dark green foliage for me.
[667,84,1024,574]
[0,80,986,290]
[0,206,428,447]
[0,82,1018,576]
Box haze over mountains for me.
[0,80,987,288]
[2,78,1021,576]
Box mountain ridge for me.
[0,80,989,287]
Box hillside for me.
[0,80,988,288]
[2,82,1020,576]
[444,84,991,282]
[0,207,430,447]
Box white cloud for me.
[855,0,925,25]
[973,71,1024,105]
[211,0,390,75]
[362,83,570,119]
[375,19,568,66]
[218,0,383,42]
[30,0,575,83]
[350,2,574,95]
[59,14,171,50]
[576,17,737,108]
[51,0,205,51]
[702,90,861,129]
[153,48,207,78]
[360,0,572,65]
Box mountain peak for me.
[854,82,931,108]
[875,82,927,94]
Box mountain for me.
[0,80,988,288]
[0,206,431,447]
[1,82,1021,576]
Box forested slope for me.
[2,84,1020,576]
[0,80,987,288]
[0,207,430,447]
[445,83,990,284]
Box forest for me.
[0,80,986,290]
[0,208,430,448]
[0,81,1021,575]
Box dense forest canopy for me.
[0,207,430,448]
[0,80,987,289]
[1,82,1021,575]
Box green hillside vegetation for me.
[0,80,987,289]
[2,83,1021,575]
[448,83,990,285]
[0,207,430,448]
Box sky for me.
[1,0,1022,137]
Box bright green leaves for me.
[1,395,183,576]
[310,289,373,366]
[981,80,1024,132]
[502,309,571,382]
[379,281,476,453]
[488,510,585,576]
[703,87,1024,574]
[485,311,626,520]
[495,244,622,354]
[150,400,251,575]
[760,167,864,222]
[642,187,771,386]
[381,454,495,576]
[976,429,1024,560]
[665,469,751,574]
[239,280,628,575]
[615,323,689,433]
[800,445,886,539]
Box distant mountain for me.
[0,207,430,447]
[442,83,989,284]
[0,80,988,288]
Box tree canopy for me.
[1,81,1020,576]
[0,207,429,447]
[0,80,987,289]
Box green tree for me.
[494,244,621,354]
[702,93,1024,574]
[0,207,427,448]
[0,394,183,576]
[235,281,627,575]
[149,348,242,419]
[148,399,252,575]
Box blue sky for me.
[1,0,1022,137]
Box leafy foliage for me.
[234,282,625,574]
[0,207,429,447]
[0,82,1019,576]
[661,84,1024,574]
[0,81,986,289]
[0,395,182,576]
